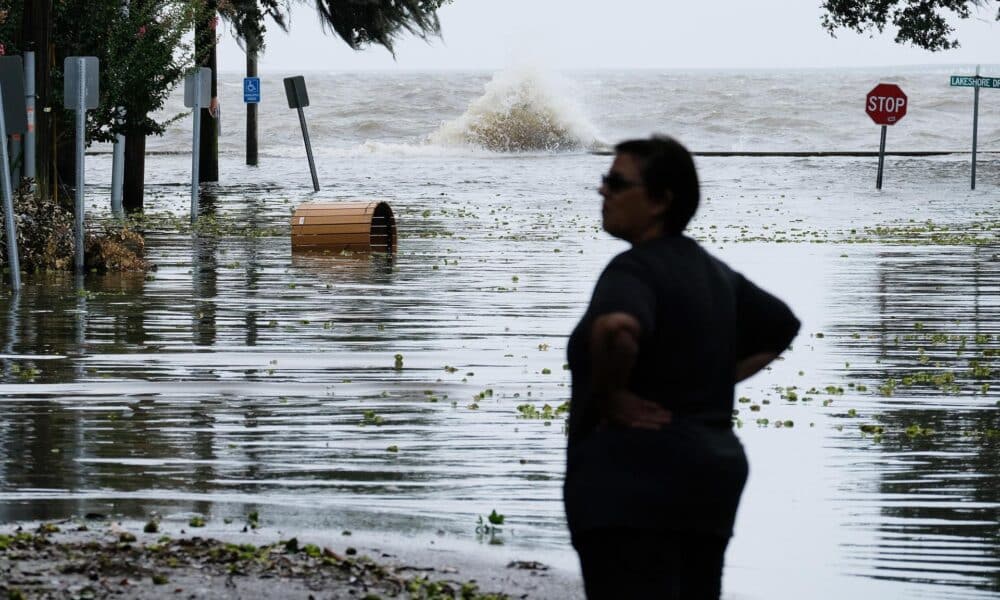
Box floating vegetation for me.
[188,516,206,528]
[683,217,999,247]
[515,402,569,420]
[393,354,404,370]
[359,410,384,427]
[969,360,992,379]
[475,509,506,542]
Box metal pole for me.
[971,65,980,191]
[23,51,34,182]
[74,58,86,273]
[111,120,125,218]
[191,73,202,224]
[297,107,319,192]
[876,125,887,190]
[0,85,21,290]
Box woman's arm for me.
[735,351,779,382]
[590,312,672,429]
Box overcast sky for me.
[217,1,1000,72]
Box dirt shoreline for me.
[0,520,584,599]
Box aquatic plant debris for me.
[0,525,511,599]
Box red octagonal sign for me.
[866,83,907,126]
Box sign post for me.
[23,51,34,182]
[865,83,908,190]
[63,56,99,274]
[185,67,211,224]
[949,67,1000,190]
[284,76,319,192]
[0,57,27,291]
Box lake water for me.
[0,67,997,598]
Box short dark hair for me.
[614,136,699,234]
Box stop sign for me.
[866,83,907,125]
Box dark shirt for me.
[564,235,800,539]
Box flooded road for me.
[0,152,997,598]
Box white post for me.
[111,118,125,218]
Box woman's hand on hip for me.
[601,390,673,430]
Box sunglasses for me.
[601,172,644,192]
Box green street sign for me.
[950,75,1000,88]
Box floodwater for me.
[1,66,999,599]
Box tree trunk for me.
[123,130,145,214]
[195,1,218,183]
[22,0,54,200]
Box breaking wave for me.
[429,66,601,152]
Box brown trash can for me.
[291,201,396,253]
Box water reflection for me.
[829,246,999,594]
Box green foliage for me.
[220,0,291,51]
[821,0,989,51]
[53,0,197,141]
[311,0,452,55]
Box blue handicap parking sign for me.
[243,77,260,104]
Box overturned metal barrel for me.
[291,201,396,253]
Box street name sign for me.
[950,76,1000,88]
[951,69,996,189]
